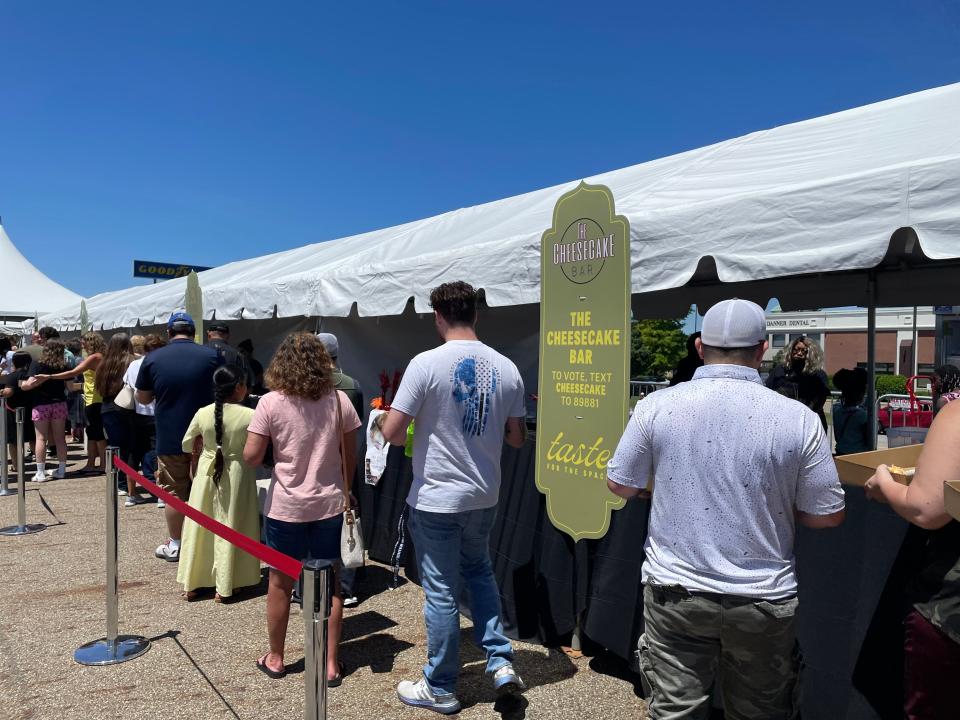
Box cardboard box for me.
[834,444,924,487]
[945,481,960,522]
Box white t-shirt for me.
[125,357,155,416]
[392,340,526,513]
[0,350,14,376]
[607,363,844,600]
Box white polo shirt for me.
[607,364,844,600]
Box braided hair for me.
[212,364,245,485]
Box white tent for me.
[1,223,82,320]
[35,81,960,332]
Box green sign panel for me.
[536,182,630,542]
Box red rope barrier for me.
[114,457,304,580]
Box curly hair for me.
[430,281,478,325]
[39,339,69,371]
[264,332,334,400]
[782,335,823,374]
[81,331,107,357]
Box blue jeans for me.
[408,506,513,696]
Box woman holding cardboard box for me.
[865,401,960,720]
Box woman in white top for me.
[123,334,166,507]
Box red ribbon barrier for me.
[114,457,304,581]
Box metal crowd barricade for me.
[0,405,15,496]
[876,392,931,447]
[74,451,334,719]
[0,407,46,535]
[629,380,670,398]
[303,559,334,720]
[74,447,150,665]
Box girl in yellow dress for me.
[178,365,261,601]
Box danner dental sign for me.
[536,182,630,541]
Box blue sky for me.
[3,1,959,299]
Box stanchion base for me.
[0,523,46,535]
[0,489,17,496]
[74,635,151,666]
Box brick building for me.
[762,307,935,378]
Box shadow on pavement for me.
[160,629,242,720]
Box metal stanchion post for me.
[0,405,14,496]
[303,559,333,720]
[74,447,150,665]
[0,407,45,535]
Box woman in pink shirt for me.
[243,333,360,685]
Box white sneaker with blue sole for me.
[396,678,461,715]
[492,664,525,696]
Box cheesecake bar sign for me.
[536,182,630,541]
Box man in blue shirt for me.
[136,312,222,562]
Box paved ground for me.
[0,443,647,720]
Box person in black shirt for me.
[766,335,830,429]
[237,339,265,396]
[2,352,37,474]
[669,332,704,386]
[22,339,70,481]
[206,322,252,392]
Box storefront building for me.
[763,306,935,377]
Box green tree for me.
[631,318,688,378]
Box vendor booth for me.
[35,82,960,719]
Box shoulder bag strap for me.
[336,390,352,514]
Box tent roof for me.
[39,82,960,330]
[1,224,82,319]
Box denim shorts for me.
[263,514,343,563]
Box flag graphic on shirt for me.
[451,357,499,436]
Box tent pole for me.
[867,273,878,449]
[912,305,918,376]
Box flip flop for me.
[256,655,286,680]
[327,662,345,688]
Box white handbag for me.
[114,383,136,411]
[337,392,365,569]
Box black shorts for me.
[4,407,36,444]
[85,402,105,441]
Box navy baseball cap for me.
[167,311,195,329]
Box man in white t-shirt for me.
[607,298,846,719]
[382,281,527,715]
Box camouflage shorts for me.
[638,584,802,720]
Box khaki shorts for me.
[156,454,192,501]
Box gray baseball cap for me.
[700,299,767,348]
[316,332,339,358]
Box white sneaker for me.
[157,498,166,509]
[32,471,50,483]
[492,664,525,696]
[396,678,461,715]
[53,466,66,480]
[154,539,179,562]
[343,596,359,608]
[125,495,147,507]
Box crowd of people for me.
[4,286,960,719]
[1,282,523,706]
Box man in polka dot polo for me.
[607,298,845,719]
